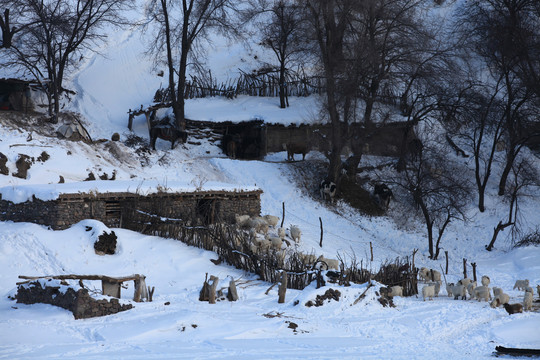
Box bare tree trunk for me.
[498,149,516,196]
[161,0,178,115]
[279,62,287,109]
[486,220,513,251]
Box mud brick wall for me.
[0,190,262,229]
[16,280,133,319]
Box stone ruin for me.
[16,279,133,319]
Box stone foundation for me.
[16,280,133,319]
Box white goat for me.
[263,215,279,227]
[389,285,404,297]
[513,279,529,291]
[419,267,441,282]
[524,286,533,294]
[277,227,286,239]
[481,275,490,287]
[235,214,251,228]
[459,278,472,287]
[490,293,510,308]
[452,284,467,300]
[428,282,440,297]
[317,255,340,270]
[249,217,269,235]
[467,281,477,298]
[290,225,301,243]
[523,292,533,311]
[474,286,491,302]
[492,287,503,297]
[446,282,454,297]
[265,235,283,251]
[422,285,435,301]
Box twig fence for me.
[154,71,324,103]
[122,207,418,293]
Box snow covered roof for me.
[0,180,261,204]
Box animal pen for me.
[1,184,418,292]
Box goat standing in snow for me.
[319,180,337,203]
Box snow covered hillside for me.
[1,2,540,359]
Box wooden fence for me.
[121,207,418,293]
[153,71,324,103]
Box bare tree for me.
[145,0,240,130]
[1,0,133,120]
[447,79,505,213]
[392,137,471,260]
[0,9,17,48]
[486,158,538,251]
[249,0,307,109]
[354,0,432,127]
[457,0,540,196]
[304,0,356,183]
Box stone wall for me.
[16,280,132,319]
[0,190,262,230]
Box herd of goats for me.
[382,267,538,315]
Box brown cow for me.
[283,142,309,161]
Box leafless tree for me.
[305,0,447,184]
[486,158,538,251]
[248,0,307,109]
[0,0,133,120]
[447,78,505,213]
[392,136,471,260]
[456,0,540,196]
[304,0,356,183]
[145,0,240,130]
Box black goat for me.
[373,183,393,210]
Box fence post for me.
[319,217,323,247]
[281,202,285,228]
[445,251,449,275]
[370,242,374,262]
[463,258,467,279]
[278,271,287,303]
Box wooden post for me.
[412,249,418,270]
[319,217,323,248]
[471,262,477,282]
[148,286,155,302]
[280,202,285,228]
[199,273,210,301]
[127,110,134,130]
[227,279,239,301]
[278,271,287,303]
[463,258,467,279]
[370,242,374,262]
[445,251,449,275]
[209,276,219,304]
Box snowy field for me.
[1,3,540,359]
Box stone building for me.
[0,188,262,230]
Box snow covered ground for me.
[1,3,540,359]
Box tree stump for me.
[227,279,239,301]
[208,276,219,304]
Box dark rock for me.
[94,231,117,255]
